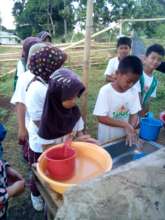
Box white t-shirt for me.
[104,57,119,76]
[25,79,48,153]
[17,59,26,77]
[10,70,34,129]
[38,117,84,146]
[93,83,141,144]
[134,72,157,98]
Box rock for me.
[55,148,165,220]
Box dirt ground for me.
[0,95,44,220]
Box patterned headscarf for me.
[37,31,52,42]
[29,46,67,83]
[27,42,49,67]
[38,68,85,140]
[22,36,42,64]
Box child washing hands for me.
[94,56,143,146]
[38,68,98,149]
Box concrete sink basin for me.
[103,139,164,169]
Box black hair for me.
[146,44,165,57]
[118,55,143,76]
[117,37,132,48]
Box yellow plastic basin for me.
[37,142,112,194]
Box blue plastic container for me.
[140,117,163,141]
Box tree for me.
[13,0,75,39]
[74,0,110,31]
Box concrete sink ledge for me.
[55,148,165,220]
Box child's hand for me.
[18,127,28,144]
[124,123,136,147]
[75,134,100,145]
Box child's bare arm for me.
[98,116,136,146]
[75,131,99,144]
[98,116,129,128]
[129,113,139,128]
[7,167,24,180]
[16,102,28,142]
[7,180,25,198]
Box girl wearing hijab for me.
[37,31,52,42]
[25,46,67,211]
[14,36,41,90]
[38,68,97,149]
[11,42,49,161]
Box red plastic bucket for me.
[45,147,76,181]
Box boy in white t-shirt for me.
[104,36,132,82]
[134,44,165,116]
[94,56,143,145]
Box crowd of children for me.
[1,31,165,218]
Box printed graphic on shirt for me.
[144,85,149,93]
[113,105,129,120]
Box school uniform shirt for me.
[16,59,26,77]
[104,57,119,76]
[93,83,141,144]
[37,117,84,146]
[25,79,48,153]
[133,71,157,98]
[10,70,34,129]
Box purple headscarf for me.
[22,36,42,64]
[38,68,85,140]
[28,46,67,83]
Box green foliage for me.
[74,0,110,31]
[12,0,165,39]
[110,0,136,20]
[155,23,165,39]
[13,0,75,39]
[110,0,165,38]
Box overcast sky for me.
[0,0,15,29]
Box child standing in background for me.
[94,56,142,145]
[104,36,132,82]
[134,44,165,116]
[11,43,47,161]
[37,31,52,43]
[13,37,41,90]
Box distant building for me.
[0,31,21,44]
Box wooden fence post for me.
[81,0,93,128]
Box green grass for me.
[150,71,165,117]
[0,107,9,121]
[0,74,14,97]
[0,46,21,54]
